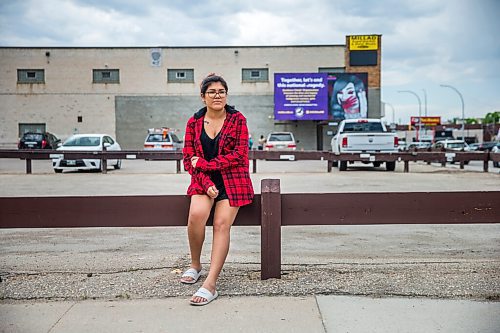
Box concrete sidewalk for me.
[1,296,499,333]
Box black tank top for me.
[200,126,224,189]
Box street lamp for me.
[422,89,428,117]
[398,90,422,140]
[440,84,465,141]
[385,102,396,124]
[422,89,427,135]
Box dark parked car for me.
[18,132,61,149]
[476,141,498,152]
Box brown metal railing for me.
[1,179,498,280]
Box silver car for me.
[432,139,470,151]
[407,142,432,150]
[52,134,122,173]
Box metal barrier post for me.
[260,178,281,280]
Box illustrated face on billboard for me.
[328,73,368,120]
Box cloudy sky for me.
[1,0,499,123]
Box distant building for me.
[0,36,382,150]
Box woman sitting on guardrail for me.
[180,73,254,306]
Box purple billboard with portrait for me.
[274,73,329,120]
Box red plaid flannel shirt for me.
[183,105,254,207]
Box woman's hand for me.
[191,156,199,168]
[207,186,219,199]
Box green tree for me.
[465,118,478,124]
[483,111,500,124]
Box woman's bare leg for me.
[180,195,213,283]
[191,199,239,303]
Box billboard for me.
[274,73,328,120]
[411,116,441,126]
[328,73,368,120]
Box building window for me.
[17,69,45,83]
[167,69,194,83]
[242,68,269,82]
[93,69,120,83]
[318,67,345,73]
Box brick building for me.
[0,35,383,150]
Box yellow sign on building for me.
[349,35,379,50]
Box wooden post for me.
[404,160,409,173]
[176,160,181,173]
[483,160,489,172]
[101,146,107,174]
[260,179,281,280]
[25,158,32,174]
[252,159,257,174]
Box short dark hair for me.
[200,74,228,95]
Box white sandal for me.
[190,287,218,306]
[180,268,202,284]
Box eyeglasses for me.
[206,90,227,98]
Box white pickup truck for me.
[331,118,399,171]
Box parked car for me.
[18,132,61,150]
[52,134,121,173]
[406,142,432,151]
[476,141,498,152]
[143,128,183,151]
[491,143,500,168]
[468,143,481,151]
[432,139,470,151]
[397,139,407,151]
[264,132,297,151]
